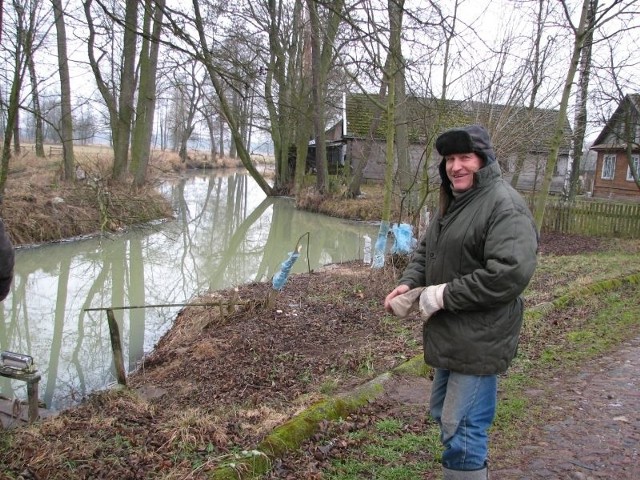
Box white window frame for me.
[626,155,640,182]
[601,154,616,180]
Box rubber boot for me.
[442,466,488,479]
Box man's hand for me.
[419,284,446,319]
[386,287,425,318]
[384,284,410,313]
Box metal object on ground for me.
[0,351,41,424]
[1,351,36,373]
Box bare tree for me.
[0,0,47,201]
[198,84,219,163]
[257,0,310,192]
[592,39,640,192]
[216,34,258,160]
[27,54,45,156]
[306,0,329,193]
[503,0,554,190]
[51,0,75,180]
[532,0,638,229]
[381,0,401,226]
[84,0,138,181]
[74,104,98,144]
[167,61,204,163]
[160,0,274,195]
[567,0,597,200]
[341,2,395,200]
[389,0,415,217]
[82,0,164,186]
[130,0,165,188]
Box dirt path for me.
[493,334,640,479]
[381,334,640,479]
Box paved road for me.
[493,335,640,479]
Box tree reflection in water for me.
[0,172,377,411]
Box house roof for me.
[344,93,573,158]
[590,93,640,150]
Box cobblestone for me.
[493,335,640,479]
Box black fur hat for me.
[435,125,495,165]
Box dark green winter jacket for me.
[399,161,538,374]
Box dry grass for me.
[1,145,248,246]
[295,183,400,222]
[294,180,440,225]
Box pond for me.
[0,171,380,411]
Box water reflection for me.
[0,172,378,410]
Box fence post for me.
[26,376,40,423]
[106,308,127,386]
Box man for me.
[0,219,14,301]
[384,125,538,479]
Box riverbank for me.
[2,150,392,247]
[1,147,248,247]
[1,148,179,246]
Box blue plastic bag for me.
[391,223,416,255]
[272,250,301,291]
[371,221,390,269]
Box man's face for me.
[445,152,483,192]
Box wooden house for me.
[589,94,640,201]
[313,93,572,194]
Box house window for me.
[601,154,615,180]
[626,155,640,182]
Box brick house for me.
[589,94,640,200]
[311,93,572,194]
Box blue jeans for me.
[430,369,497,471]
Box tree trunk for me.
[218,118,225,157]
[52,0,75,181]
[178,125,194,162]
[85,0,137,182]
[0,67,23,203]
[307,0,328,193]
[204,114,217,163]
[263,0,305,194]
[294,101,313,193]
[27,56,45,157]
[372,60,396,269]
[131,0,164,188]
[568,0,596,200]
[533,0,591,229]
[0,4,27,203]
[245,91,254,155]
[389,0,413,220]
[112,0,138,180]
[382,76,396,225]
[623,103,640,191]
[13,109,21,154]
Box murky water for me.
[0,171,379,411]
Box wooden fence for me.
[536,198,640,239]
